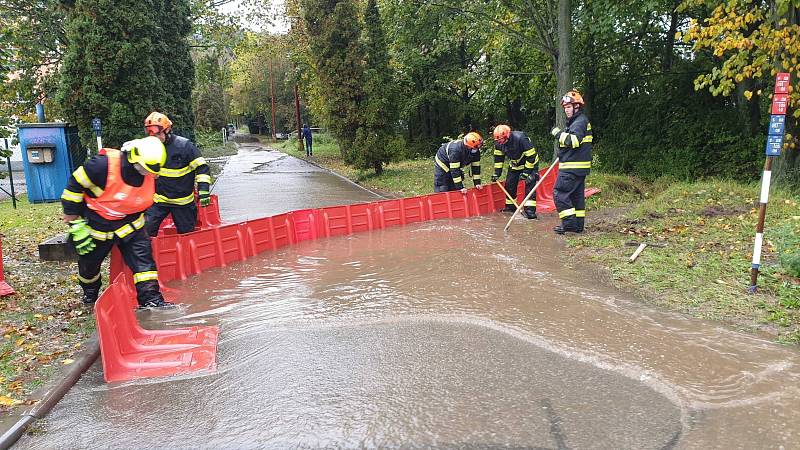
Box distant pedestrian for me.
[302,124,313,156]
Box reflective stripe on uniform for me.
[61,189,83,203]
[472,175,481,180]
[581,136,593,144]
[494,162,504,169]
[493,150,504,156]
[575,209,586,217]
[78,272,101,284]
[154,192,195,205]
[188,157,207,169]
[435,155,450,172]
[471,162,480,167]
[559,208,576,218]
[158,166,193,178]
[87,213,146,241]
[133,271,158,284]
[195,174,211,184]
[524,199,536,207]
[452,176,463,183]
[73,167,104,197]
[449,162,461,169]
[560,161,591,169]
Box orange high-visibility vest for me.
[85,149,155,220]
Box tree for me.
[57,0,161,148]
[351,0,398,174]
[300,0,365,158]
[680,0,800,185]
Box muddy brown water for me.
[16,149,800,449]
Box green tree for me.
[352,0,398,174]
[300,0,365,158]
[57,0,160,148]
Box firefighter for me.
[142,112,211,236]
[60,137,173,308]
[433,132,484,193]
[491,124,540,219]
[550,90,593,234]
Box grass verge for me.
[0,196,94,411]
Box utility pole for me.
[269,58,277,141]
[294,83,303,152]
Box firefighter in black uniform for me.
[491,124,540,219]
[141,112,212,236]
[60,137,173,308]
[550,90,593,234]
[433,132,484,193]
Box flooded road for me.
[18,146,800,449]
[211,144,380,222]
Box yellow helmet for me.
[123,136,166,175]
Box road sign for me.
[771,94,789,115]
[775,73,790,94]
[92,118,102,133]
[768,115,786,136]
[766,135,783,156]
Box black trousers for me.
[554,171,586,231]
[434,168,457,192]
[78,227,163,306]
[145,203,197,236]
[305,139,313,156]
[504,169,537,212]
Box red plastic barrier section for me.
[99,166,599,382]
[94,273,219,383]
[0,236,14,296]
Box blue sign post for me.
[92,117,103,152]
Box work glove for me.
[491,175,499,183]
[550,127,562,137]
[198,190,211,207]
[68,219,95,255]
[525,172,541,187]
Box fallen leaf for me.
[0,395,22,406]
[62,359,74,365]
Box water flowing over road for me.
[18,144,800,449]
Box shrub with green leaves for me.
[776,222,800,278]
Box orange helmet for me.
[463,131,483,149]
[561,90,585,107]
[144,111,173,134]
[493,124,511,144]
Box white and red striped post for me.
[748,72,790,294]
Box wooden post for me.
[748,72,790,293]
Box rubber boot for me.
[501,204,516,213]
[554,217,579,234]
[576,217,585,233]
[522,207,538,220]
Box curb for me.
[0,336,100,450]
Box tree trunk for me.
[373,159,383,175]
[662,0,680,73]
[554,0,572,154]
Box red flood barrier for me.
[100,166,598,382]
[94,273,219,383]
[0,236,14,296]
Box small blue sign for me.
[91,118,102,133]
[766,135,783,156]
[769,115,786,136]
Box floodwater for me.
[17,146,800,449]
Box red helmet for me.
[144,111,173,135]
[493,124,511,144]
[463,132,483,149]
[561,90,585,107]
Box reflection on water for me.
[19,216,800,449]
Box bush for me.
[776,222,800,278]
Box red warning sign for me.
[772,93,789,115]
[775,73,790,94]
